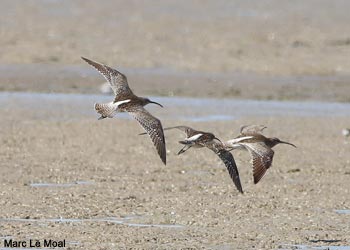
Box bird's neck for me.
[266,138,278,148]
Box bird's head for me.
[268,137,296,148]
[207,132,222,143]
[142,97,163,108]
[213,136,222,143]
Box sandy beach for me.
[0,93,349,249]
[0,1,350,249]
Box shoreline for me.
[1,63,350,103]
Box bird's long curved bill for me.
[214,137,222,143]
[280,141,297,148]
[149,101,163,108]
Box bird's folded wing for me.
[244,142,274,184]
[128,107,166,165]
[207,142,243,193]
[81,57,133,98]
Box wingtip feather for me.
[81,56,90,63]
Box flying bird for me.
[225,125,296,184]
[159,126,243,193]
[82,57,166,165]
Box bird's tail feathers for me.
[94,102,118,119]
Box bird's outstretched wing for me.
[140,125,198,137]
[206,141,243,193]
[128,106,166,165]
[243,142,274,184]
[81,57,133,98]
[163,126,198,137]
[240,125,267,135]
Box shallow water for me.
[334,209,350,214]
[279,244,350,250]
[126,223,184,228]
[29,181,92,187]
[0,217,185,229]
[2,92,350,122]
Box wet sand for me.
[1,64,350,103]
[1,0,350,102]
[2,0,350,76]
[2,0,350,102]
[0,93,349,249]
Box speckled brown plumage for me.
[226,125,296,184]
[165,126,243,193]
[82,57,166,165]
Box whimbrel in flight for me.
[82,57,166,165]
[159,125,243,193]
[225,125,296,184]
